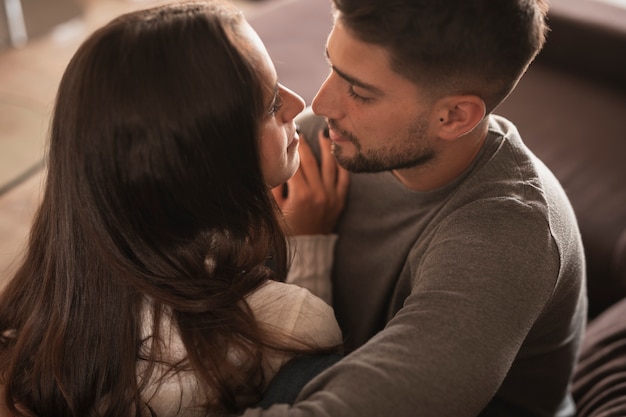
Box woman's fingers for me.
[335,162,350,210]
[318,129,350,204]
[296,131,322,188]
[271,183,288,206]
[319,129,338,192]
[272,127,350,235]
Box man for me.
[245,0,587,416]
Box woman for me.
[0,1,348,416]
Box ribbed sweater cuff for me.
[286,234,338,305]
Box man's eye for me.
[347,86,373,103]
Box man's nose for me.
[312,73,341,120]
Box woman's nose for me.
[281,85,306,121]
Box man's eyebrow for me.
[325,48,384,96]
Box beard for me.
[328,113,436,173]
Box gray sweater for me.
[244,113,587,417]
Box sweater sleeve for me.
[285,235,338,305]
[247,281,343,378]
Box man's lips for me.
[328,126,349,143]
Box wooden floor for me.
[0,0,268,288]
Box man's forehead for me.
[327,21,434,103]
[326,22,404,92]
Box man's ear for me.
[434,95,486,141]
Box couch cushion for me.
[540,0,626,89]
[572,297,626,416]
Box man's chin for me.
[331,145,354,169]
[334,155,377,173]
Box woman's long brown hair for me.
[0,2,312,415]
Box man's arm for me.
[240,198,560,417]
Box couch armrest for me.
[573,297,626,416]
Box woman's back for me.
[0,2,344,415]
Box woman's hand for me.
[272,129,350,235]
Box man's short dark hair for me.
[332,0,549,113]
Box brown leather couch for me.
[249,0,626,415]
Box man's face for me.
[311,20,439,174]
